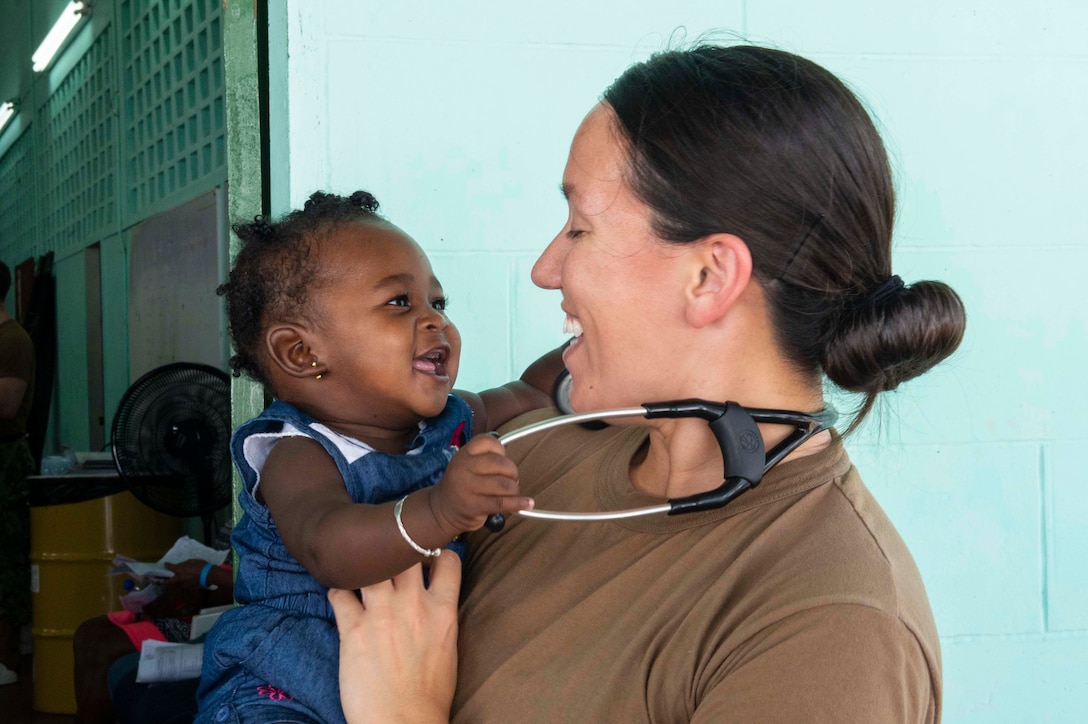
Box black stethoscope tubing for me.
[484,397,837,531]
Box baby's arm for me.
[458,344,566,433]
[259,435,529,590]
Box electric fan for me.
[111,362,233,543]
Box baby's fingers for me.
[460,451,519,482]
[488,493,535,515]
[460,432,506,455]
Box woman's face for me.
[532,104,696,412]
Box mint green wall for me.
[273,2,1087,720]
[54,251,90,451]
[0,0,228,455]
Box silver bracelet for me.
[393,495,442,557]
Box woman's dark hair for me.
[219,190,384,387]
[603,44,965,429]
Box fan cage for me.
[112,362,232,520]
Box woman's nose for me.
[531,233,566,290]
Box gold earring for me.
[315,373,323,381]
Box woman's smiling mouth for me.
[563,314,584,359]
[563,314,584,338]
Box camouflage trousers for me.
[0,438,32,626]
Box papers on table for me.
[110,535,231,579]
[134,604,232,683]
[135,640,204,683]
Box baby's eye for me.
[387,294,411,307]
[431,297,448,311]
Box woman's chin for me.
[568,384,609,414]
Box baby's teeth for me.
[563,316,584,337]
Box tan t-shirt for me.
[455,410,941,723]
[0,318,35,437]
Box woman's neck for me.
[627,270,834,498]
[628,387,830,500]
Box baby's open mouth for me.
[412,347,449,378]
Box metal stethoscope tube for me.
[484,397,836,531]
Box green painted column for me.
[221,0,268,522]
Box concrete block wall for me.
[273,2,1088,720]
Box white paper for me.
[110,536,230,579]
[189,605,232,641]
[158,535,231,566]
[135,640,205,683]
[110,557,174,579]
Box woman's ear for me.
[266,323,320,379]
[685,234,753,328]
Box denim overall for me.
[195,396,472,724]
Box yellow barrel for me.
[29,476,183,714]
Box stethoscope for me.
[483,372,837,531]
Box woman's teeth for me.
[563,315,584,337]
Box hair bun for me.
[824,280,966,399]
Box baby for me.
[195,190,555,724]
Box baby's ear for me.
[266,323,323,379]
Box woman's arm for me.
[329,551,461,724]
[457,344,567,433]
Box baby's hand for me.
[428,434,533,535]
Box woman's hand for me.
[329,551,461,724]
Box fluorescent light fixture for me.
[32,1,90,73]
[0,101,16,132]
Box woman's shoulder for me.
[750,449,941,659]
[829,460,939,635]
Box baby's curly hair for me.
[219,190,385,387]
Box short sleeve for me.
[692,605,939,724]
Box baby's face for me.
[303,220,461,435]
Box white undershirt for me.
[241,420,424,498]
